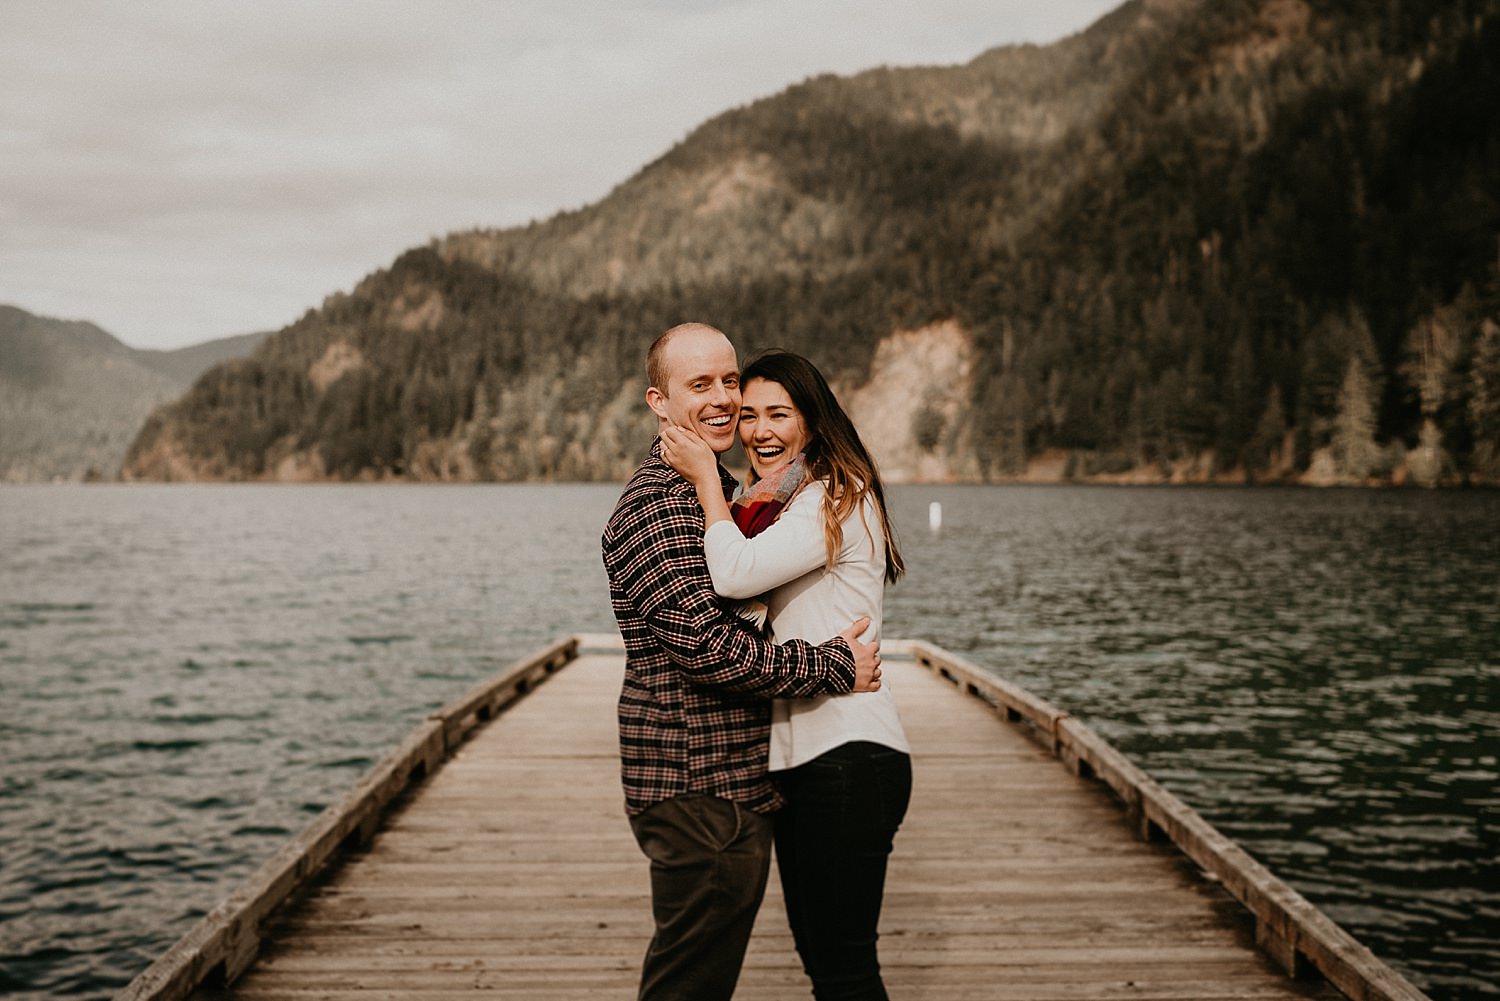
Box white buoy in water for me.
[929,501,942,533]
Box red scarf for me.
[731,453,809,537]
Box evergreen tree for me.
[1470,318,1500,479]
[1246,384,1288,481]
[1407,418,1451,487]
[1334,357,1381,481]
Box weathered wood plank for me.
[222,984,1317,1001]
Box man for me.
[602,322,881,1001]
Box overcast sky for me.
[2,0,1119,350]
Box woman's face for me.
[739,377,811,480]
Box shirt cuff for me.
[819,634,858,692]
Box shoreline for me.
[6,474,1498,489]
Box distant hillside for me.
[125,0,1500,485]
[0,305,268,481]
[134,331,273,386]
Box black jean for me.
[773,741,913,1001]
[628,793,774,1001]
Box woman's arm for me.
[660,425,830,597]
[710,490,884,599]
[703,487,829,598]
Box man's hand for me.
[838,615,881,692]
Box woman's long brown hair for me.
[740,351,905,584]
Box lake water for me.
[1,483,1496,999]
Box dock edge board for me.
[112,634,580,1001]
[907,640,1432,1001]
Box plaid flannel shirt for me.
[602,439,857,816]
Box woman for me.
[661,350,910,1001]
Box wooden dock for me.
[119,635,1429,1001]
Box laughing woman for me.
[661,350,911,1001]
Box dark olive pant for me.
[628,793,774,1001]
[773,741,913,1001]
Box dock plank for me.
[200,649,1332,1001]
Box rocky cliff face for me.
[842,321,979,483]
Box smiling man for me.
[602,322,881,1001]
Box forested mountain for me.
[123,0,1500,485]
[0,305,268,481]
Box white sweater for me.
[704,481,910,771]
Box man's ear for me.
[646,386,669,422]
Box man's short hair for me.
[646,322,726,395]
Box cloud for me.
[0,0,1118,348]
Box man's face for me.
[647,329,741,453]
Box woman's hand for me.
[661,425,721,488]
[662,425,735,529]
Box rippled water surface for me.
[2,483,1496,999]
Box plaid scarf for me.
[731,453,810,537]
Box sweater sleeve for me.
[704,485,830,599]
